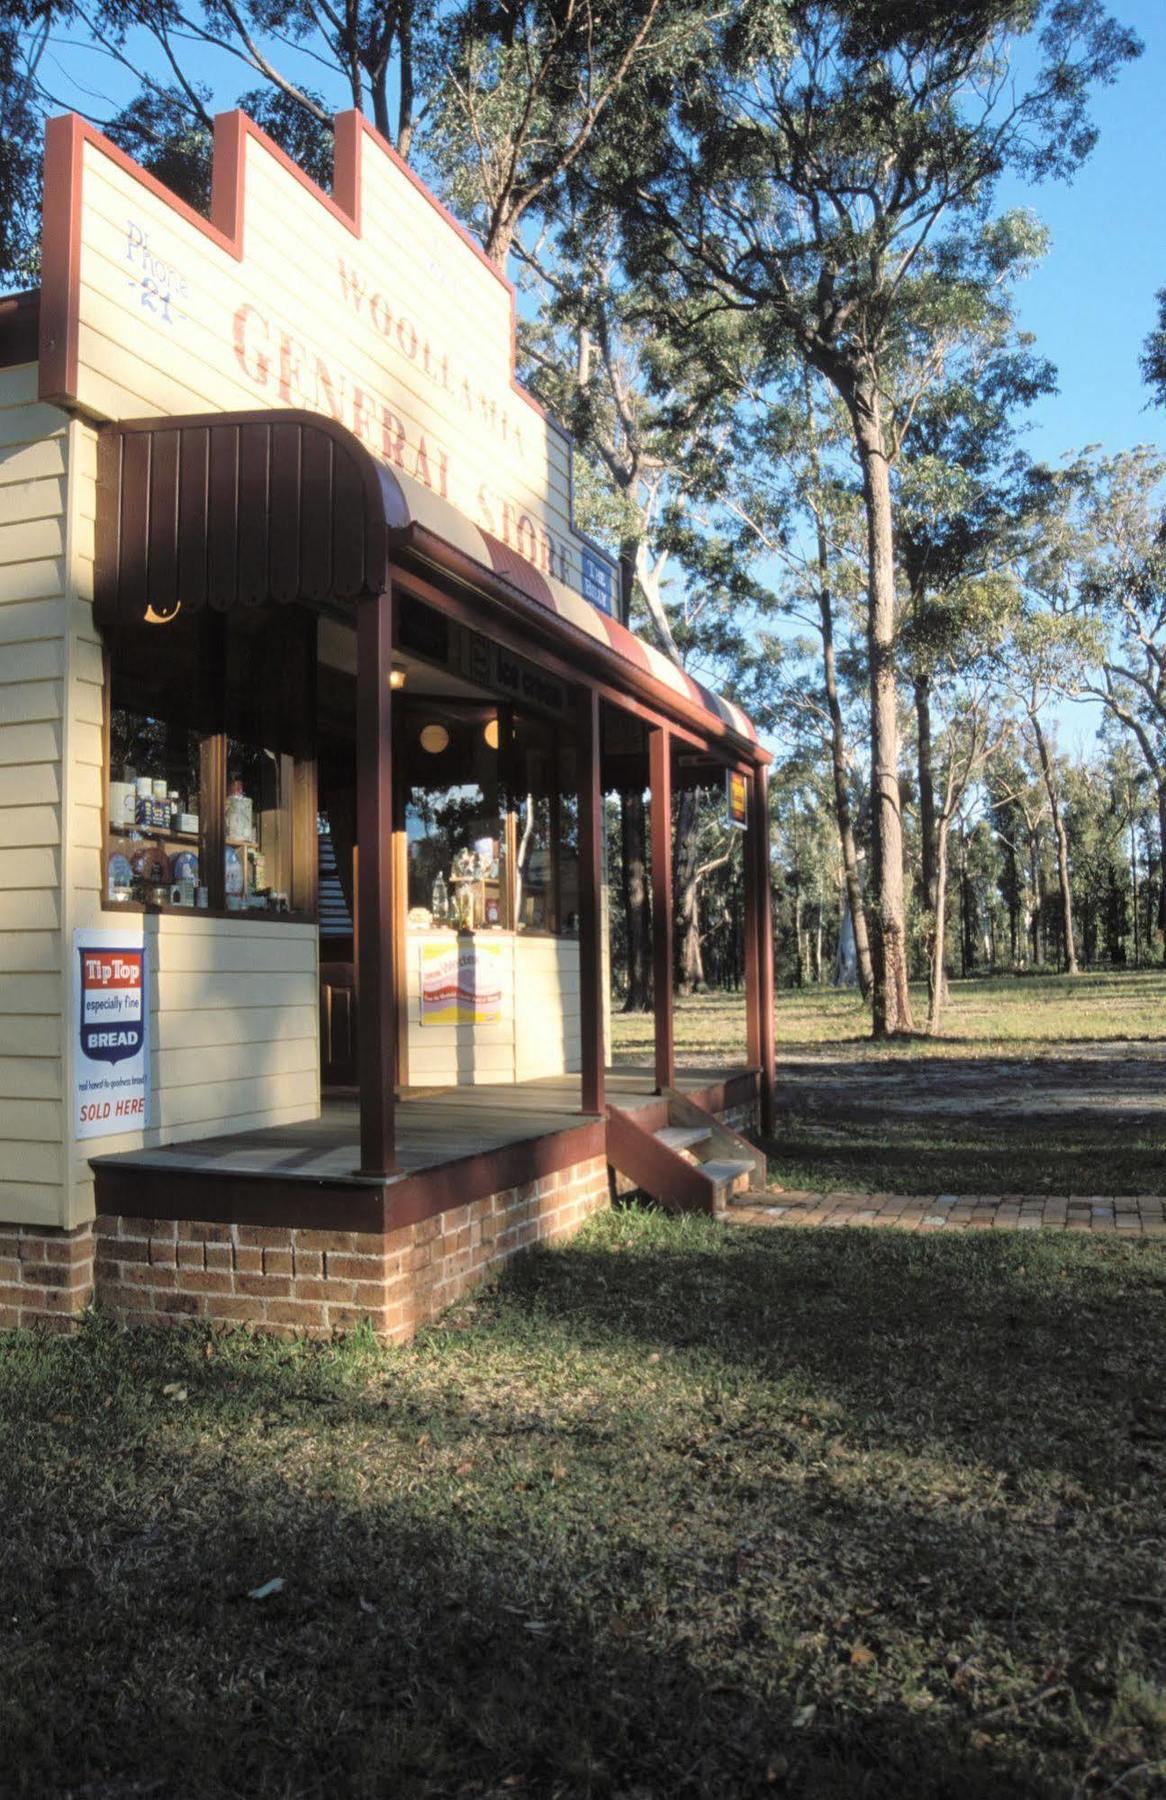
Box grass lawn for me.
[773,968,1166,1058]
[4,1212,1165,1797]
[612,972,1166,1197]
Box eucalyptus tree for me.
[988,749,1049,965]
[422,0,707,269]
[896,334,1055,924]
[915,645,1013,1028]
[0,0,66,280]
[718,370,875,997]
[1004,610,1103,975]
[609,0,1139,1035]
[1049,448,1166,955]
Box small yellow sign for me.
[726,770,748,831]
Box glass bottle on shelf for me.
[431,870,449,926]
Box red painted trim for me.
[38,114,85,403]
[36,105,557,443]
[91,1118,607,1234]
[356,583,397,1174]
[606,1106,715,1215]
[650,726,675,1092]
[402,533,767,764]
[578,688,605,1116]
[752,765,776,1137]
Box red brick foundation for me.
[0,1223,95,1330]
[94,1154,611,1341]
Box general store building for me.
[0,110,775,1338]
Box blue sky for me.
[997,0,1165,472]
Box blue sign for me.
[581,548,615,615]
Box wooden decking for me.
[91,1067,755,1190]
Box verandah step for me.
[700,1158,757,1191]
[654,1125,713,1154]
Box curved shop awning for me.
[95,409,761,756]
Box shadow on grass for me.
[2,1472,1056,1800]
[2,1224,1164,1798]
[768,1048,1166,1194]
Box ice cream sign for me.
[74,930,150,1138]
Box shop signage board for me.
[462,631,569,720]
[40,109,618,610]
[418,939,507,1026]
[74,928,149,1138]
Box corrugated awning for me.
[95,408,761,754]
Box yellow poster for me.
[419,940,505,1025]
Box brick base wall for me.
[0,1223,95,1330]
[94,1155,611,1342]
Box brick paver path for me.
[728,1192,1166,1235]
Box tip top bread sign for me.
[40,108,614,607]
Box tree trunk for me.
[621,788,651,1011]
[958,831,969,978]
[396,3,415,158]
[1131,815,1140,967]
[1030,832,1043,964]
[674,786,703,993]
[915,675,937,910]
[1031,717,1079,976]
[927,814,950,1033]
[792,881,804,988]
[914,673,951,1008]
[851,392,913,1036]
[1157,781,1166,964]
[806,372,874,1001]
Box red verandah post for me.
[578,686,606,1117]
[650,725,674,1093]
[356,582,396,1175]
[753,763,776,1138]
[742,765,762,1071]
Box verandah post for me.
[752,764,776,1138]
[578,685,606,1116]
[356,581,396,1175]
[650,725,674,1093]
[742,766,762,1070]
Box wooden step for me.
[655,1125,713,1154]
[701,1158,756,1192]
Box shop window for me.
[402,702,578,937]
[103,607,316,918]
[404,704,507,930]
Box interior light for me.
[483,717,500,750]
[389,665,407,690]
[420,723,450,754]
[144,601,182,625]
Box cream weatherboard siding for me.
[68,125,580,588]
[0,365,70,1227]
[0,363,319,1233]
[513,936,582,1082]
[404,930,585,1086]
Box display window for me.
[404,703,508,930]
[402,702,579,936]
[103,606,316,918]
